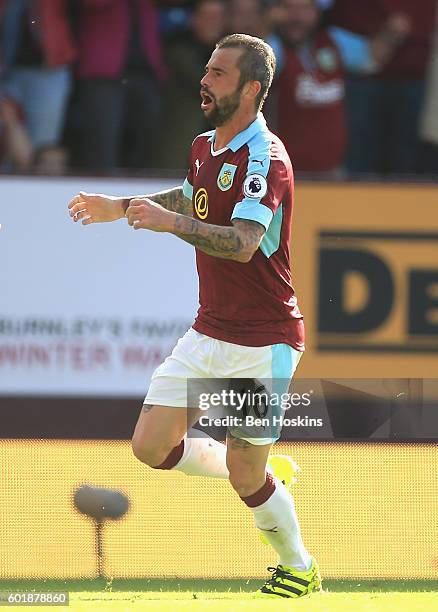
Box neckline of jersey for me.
[208,113,267,155]
[210,142,228,157]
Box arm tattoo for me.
[150,187,193,215]
[175,216,242,259]
[122,186,193,216]
[173,216,265,262]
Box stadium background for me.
[1,178,437,580]
[0,0,438,588]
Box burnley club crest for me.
[217,163,238,191]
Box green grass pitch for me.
[1,579,438,611]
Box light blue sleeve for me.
[329,26,374,73]
[182,178,193,200]
[231,199,273,230]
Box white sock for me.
[173,431,229,478]
[251,477,312,571]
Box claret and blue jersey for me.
[183,113,305,351]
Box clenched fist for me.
[125,198,175,232]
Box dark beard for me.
[206,88,242,127]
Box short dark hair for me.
[215,34,276,110]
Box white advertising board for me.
[0,176,198,397]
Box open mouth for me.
[200,90,214,110]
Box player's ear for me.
[243,80,261,102]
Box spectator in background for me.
[0,94,33,171]
[268,0,410,174]
[159,0,194,35]
[159,0,227,170]
[419,10,438,175]
[230,0,266,37]
[33,145,68,175]
[229,0,284,63]
[0,0,76,169]
[74,0,166,172]
[332,0,436,175]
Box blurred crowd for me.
[0,0,437,177]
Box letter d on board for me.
[318,248,394,333]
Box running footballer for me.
[68,34,321,599]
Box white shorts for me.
[144,328,302,445]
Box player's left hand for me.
[125,198,174,232]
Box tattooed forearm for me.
[122,187,193,216]
[175,216,242,259]
[173,216,265,262]
[149,187,193,215]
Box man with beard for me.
[67,34,321,599]
[270,0,410,173]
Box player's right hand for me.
[68,191,125,225]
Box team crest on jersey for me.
[194,187,208,219]
[316,47,338,72]
[243,173,268,199]
[217,163,238,191]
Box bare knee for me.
[131,435,182,468]
[228,465,266,497]
[226,436,270,497]
[131,404,187,468]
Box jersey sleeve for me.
[182,142,195,201]
[231,152,290,231]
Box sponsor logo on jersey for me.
[194,187,208,219]
[296,74,344,105]
[217,163,238,191]
[243,173,268,199]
